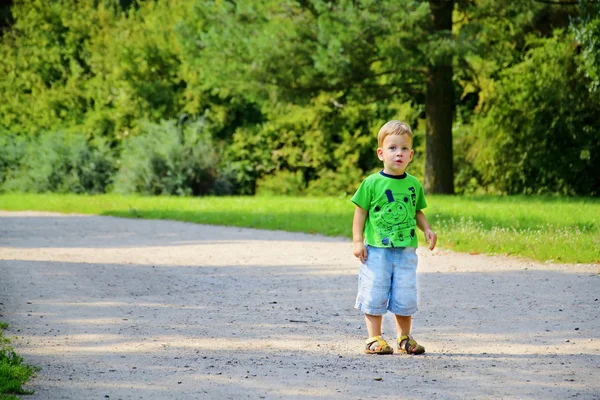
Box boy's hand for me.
[353,242,368,264]
[424,229,437,251]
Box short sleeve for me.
[415,181,427,211]
[351,178,371,210]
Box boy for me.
[351,120,437,355]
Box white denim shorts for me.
[355,245,418,316]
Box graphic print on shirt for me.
[372,188,417,247]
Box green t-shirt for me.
[351,171,427,248]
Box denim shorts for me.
[355,245,418,316]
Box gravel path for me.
[1,211,599,399]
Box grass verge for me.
[0,193,598,264]
[0,322,36,400]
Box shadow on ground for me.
[1,212,599,399]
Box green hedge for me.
[0,132,115,194]
[114,119,231,196]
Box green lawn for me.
[0,193,598,264]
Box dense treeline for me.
[0,0,598,196]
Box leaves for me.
[0,0,598,196]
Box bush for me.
[0,323,35,398]
[1,132,116,194]
[256,170,306,196]
[468,33,600,196]
[114,119,222,196]
[0,132,27,190]
[222,97,423,196]
[452,123,488,195]
[0,347,35,397]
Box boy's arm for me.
[416,210,437,251]
[352,206,368,264]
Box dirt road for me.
[1,211,599,399]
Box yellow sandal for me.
[364,336,394,355]
[398,335,425,355]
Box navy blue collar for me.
[379,171,407,179]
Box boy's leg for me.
[356,246,391,337]
[364,313,393,354]
[365,314,383,338]
[388,248,424,354]
[394,314,411,337]
[356,247,394,354]
[395,313,425,354]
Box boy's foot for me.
[364,336,394,355]
[397,335,425,355]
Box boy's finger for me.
[360,249,367,264]
[429,234,437,250]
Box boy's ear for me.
[377,148,384,160]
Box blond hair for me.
[377,120,413,148]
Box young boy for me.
[352,120,437,355]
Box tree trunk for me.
[425,0,455,194]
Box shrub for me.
[1,132,116,194]
[468,33,600,196]
[0,132,27,191]
[114,119,221,196]
[222,97,423,196]
[0,323,35,398]
[256,170,306,196]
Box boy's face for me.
[377,134,414,176]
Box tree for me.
[188,1,455,192]
[468,32,600,195]
[2,0,597,196]
[425,0,454,193]
[572,0,600,92]
[186,0,557,194]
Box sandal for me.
[398,335,425,355]
[364,336,394,355]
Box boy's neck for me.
[380,170,407,179]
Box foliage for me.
[114,119,225,196]
[0,0,598,196]
[0,131,26,189]
[0,1,118,135]
[191,0,433,187]
[452,123,486,195]
[1,131,116,194]
[572,0,600,92]
[0,323,36,398]
[468,32,600,195]
[82,0,189,139]
[0,0,195,140]
[256,170,306,196]
[223,94,425,195]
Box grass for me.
[0,193,598,264]
[428,195,599,264]
[0,322,36,400]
